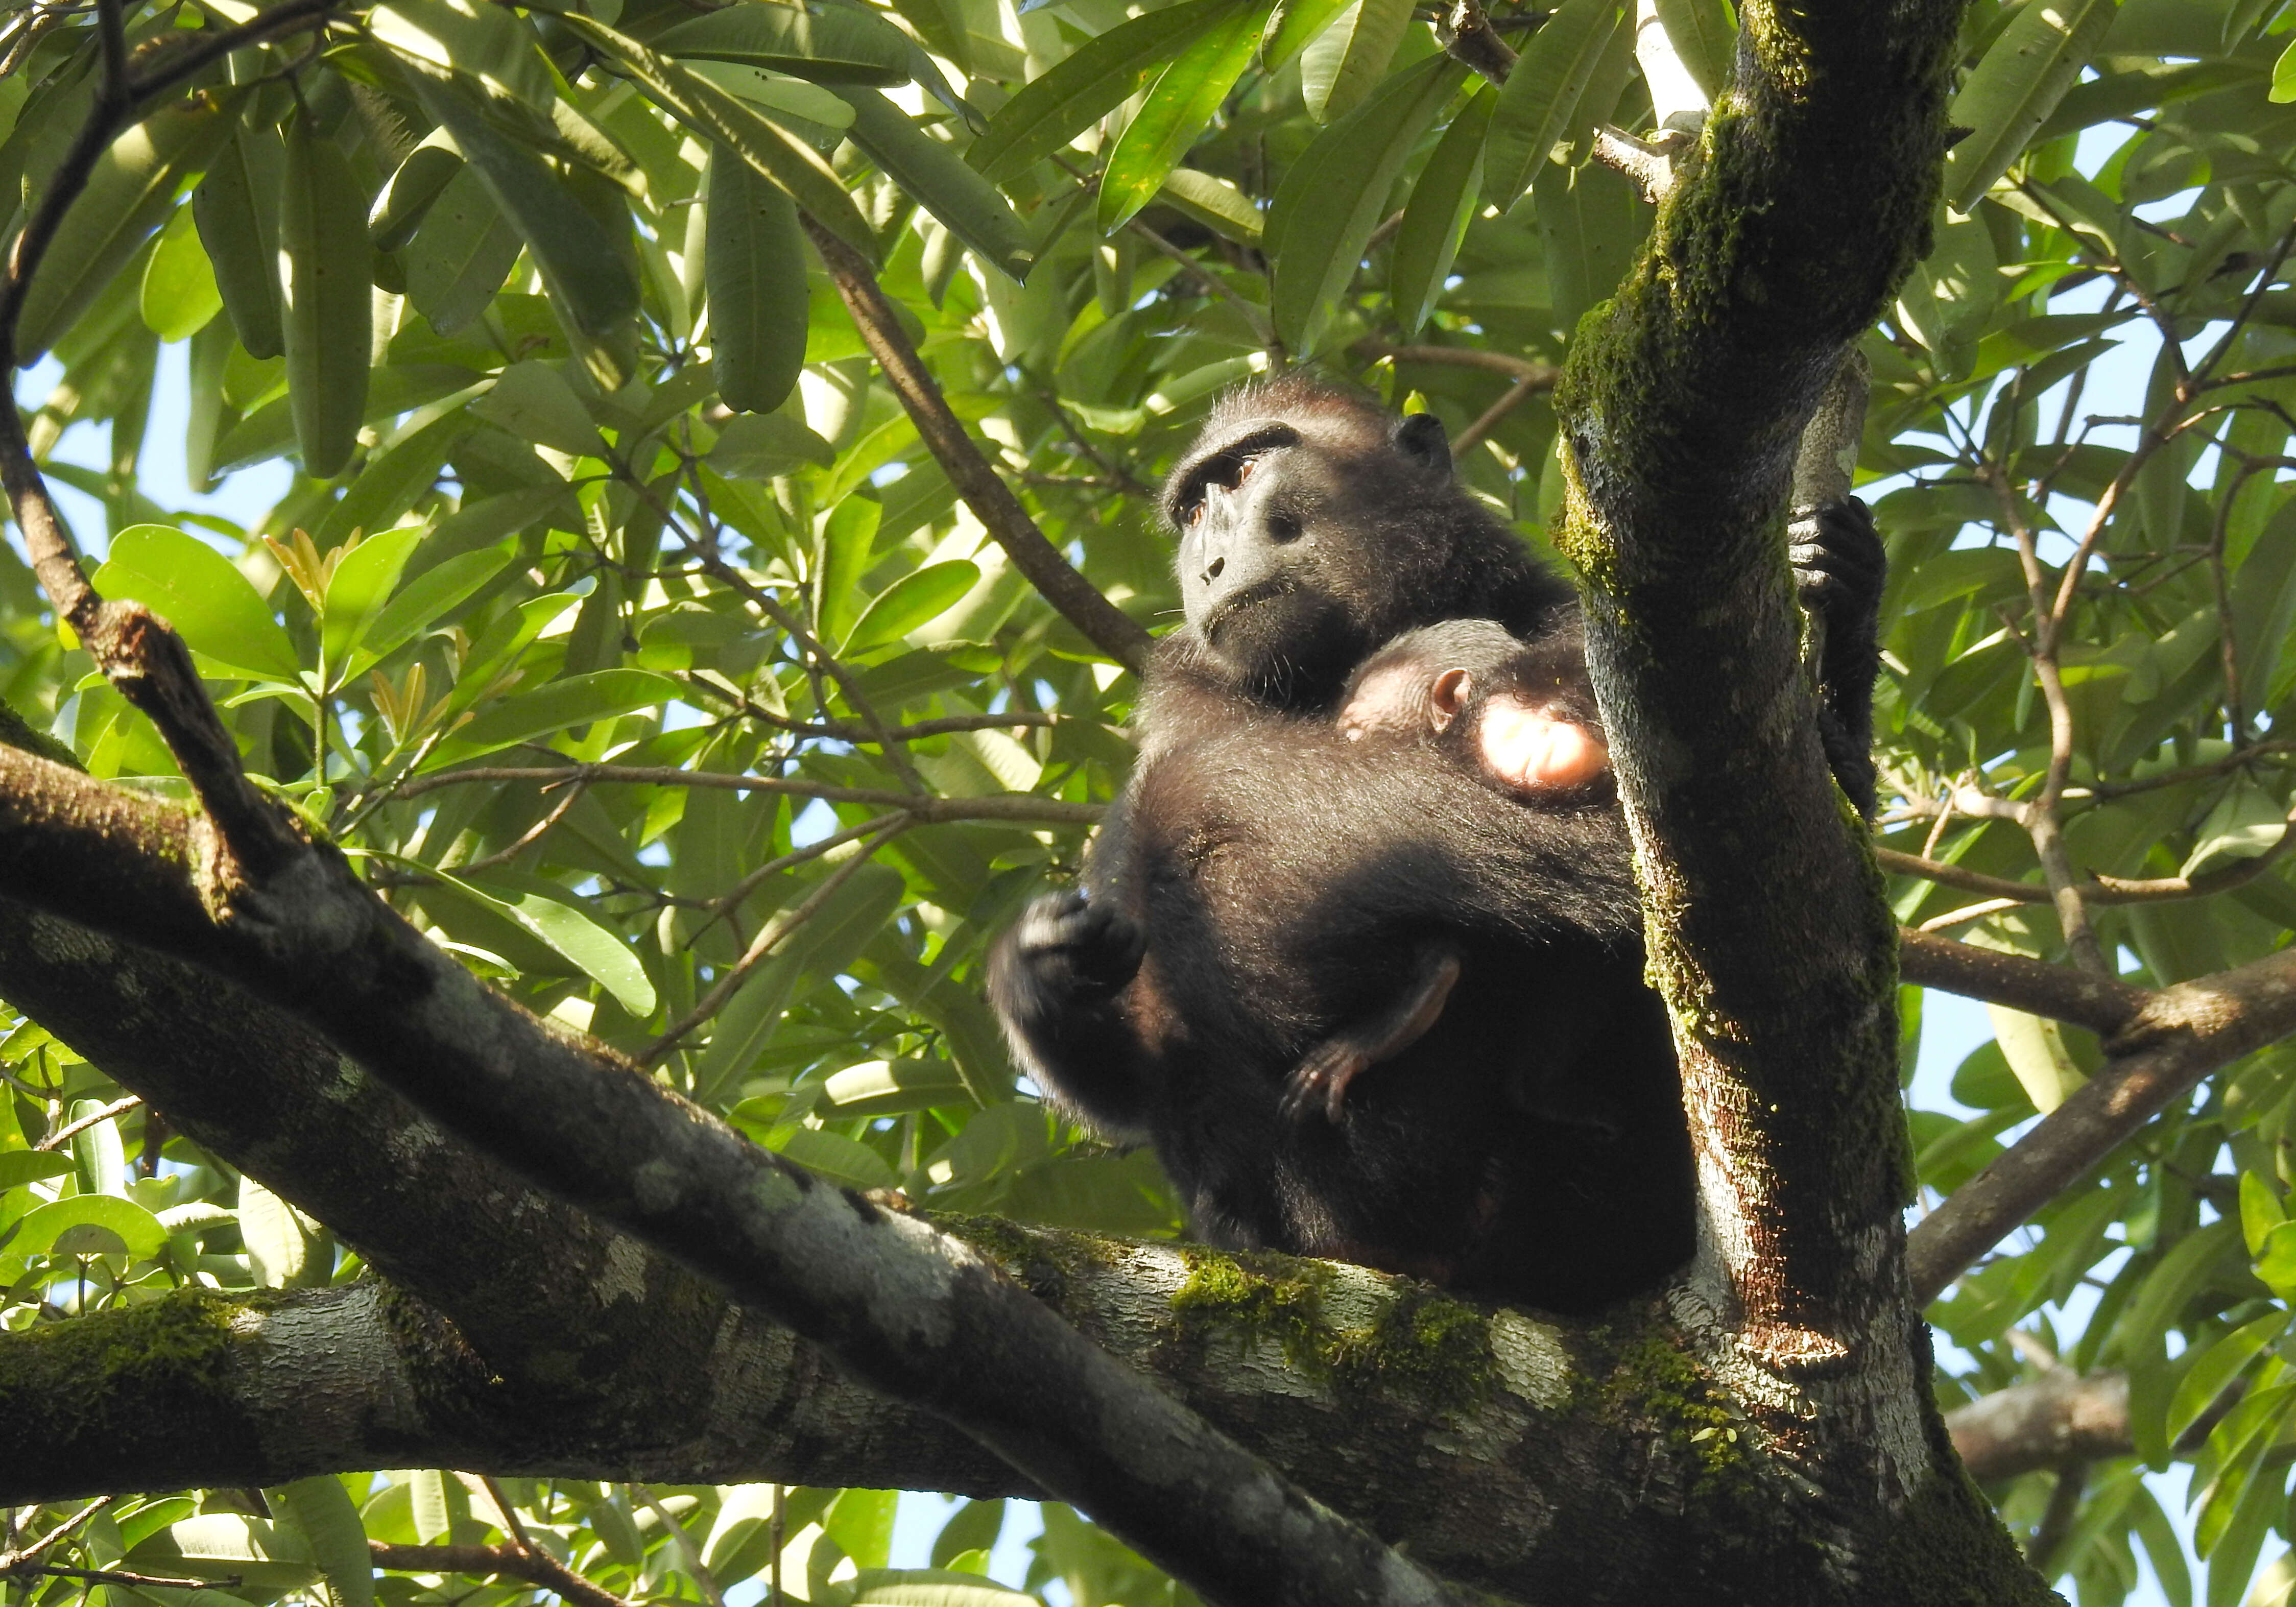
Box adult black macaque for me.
[989,375,1884,1311]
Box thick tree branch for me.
[1555,0,1960,1365]
[800,218,1152,675]
[1908,946,2296,1304]
[0,746,1480,1607]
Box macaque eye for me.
[1186,500,1206,526]
[1235,454,1258,484]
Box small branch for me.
[634,1486,727,1607]
[642,817,910,1062]
[1452,375,1542,452]
[1908,946,2296,1303]
[1590,126,1686,206]
[703,809,907,931]
[1434,0,1516,84]
[33,1093,140,1152]
[801,217,1152,674]
[1896,931,2144,1038]
[370,1542,636,1607]
[1879,802,2296,906]
[2024,1462,2086,1572]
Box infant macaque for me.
[1340,618,1610,795]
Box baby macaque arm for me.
[1280,942,1464,1123]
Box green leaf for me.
[275,1479,374,1607]
[821,1058,973,1115]
[281,117,374,479]
[1269,57,1467,353]
[321,524,429,673]
[1391,86,1493,334]
[130,1517,319,1592]
[2275,34,2296,102]
[708,411,837,475]
[195,115,287,360]
[140,201,222,343]
[434,667,681,762]
[846,561,982,653]
[19,97,235,360]
[653,4,912,84]
[360,541,519,660]
[772,1126,898,1189]
[403,69,641,339]
[1479,0,1625,211]
[838,90,1034,279]
[403,167,522,337]
[368,130,464,252]
[2169,1311,2287,1441]
[820,1570,1039,1606]
[430,870,658,1017]
[314,410,470,553]
[1943,0,2120,212]
[372,0,554,106]
[2240,1169,2285,1258]
[1098,4,1263,231]
[92,524,300,681]
[1262,0,1355,68]
[826,1489,898,1573]
[12,1193,168,1261]
[239,1173,325,1287]
[967,0,1243,182]
[1650,0,1735,103]
[1154,167,1263,244]
[470,359,607,456]
[0,1151,73,1191]
[558,12,879,262]
[1299,0,1410,124]
[704,150,811,415]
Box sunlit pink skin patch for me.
[1474,695,1609,792]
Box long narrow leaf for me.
[193,112,285,359]
[280,117,373,479]
[1944,0,2119,211]
[403,67,640,336]
[559,12,879,261]
[1299,0,1410,124]
[1097,4,1263,232]
[705,148,809,413]
[1269,57,1466,353]
[653,4,911,84]
[19,97,233,358]
[837,89,1034,278]
[1479,0,1624,211]
[967,0,1243,182]
[1390,84,1492,334]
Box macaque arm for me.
[1280,942,1464,1123]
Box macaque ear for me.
[1429,667,1472,733]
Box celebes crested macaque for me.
[989,376,1885,1310]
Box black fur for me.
[990,377,1884,1311]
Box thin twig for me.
[370,1542,636,1607]
[642,817,912,1062]
[33,1093,139,1152]
[801,216,1152,672]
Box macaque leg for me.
[1281,943,1464,1123]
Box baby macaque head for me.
[1340,619,1610,796]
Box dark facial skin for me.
[989,375,1887,1312]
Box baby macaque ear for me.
[1428,667,1473,733]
